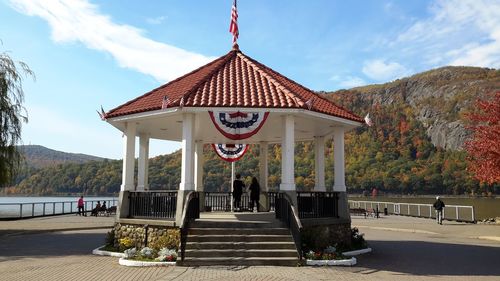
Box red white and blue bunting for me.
[212,143,249,162]
[208,111,269,140]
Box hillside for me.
[19,145,106,169]
[4,66,499,196]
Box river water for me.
[348,196,499,220]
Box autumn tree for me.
[464,92,500,185]
[0,50,34,186]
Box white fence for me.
[349,200,475,223]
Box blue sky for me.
[1,0,499,159]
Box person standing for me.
[249,177,261,212]
[77,196,86,216]
[433,196,445,225]
[233,174,245,212]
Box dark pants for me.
[78,206,86,216]
[234,194,242,211]
[250,199,259,212]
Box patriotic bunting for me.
[212,143,248,162]
[208,111,269,140]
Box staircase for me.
[178,212,299,266]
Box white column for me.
[194,141,204,192]
[137,134,149,191]
[121,122,136,191]
[280,115,295,191]
[314,136,326,191]
[179,113,195,191]
[333,127,346,192]
[259,142,269,191]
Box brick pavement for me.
[0,215,499,281]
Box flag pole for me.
[231,161,235,211]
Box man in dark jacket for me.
[233,174,245,212]
[433,196,445,225]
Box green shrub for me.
[105,230,115,247]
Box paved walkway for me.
[0,214,498,280]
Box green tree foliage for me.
[0,50,34,186]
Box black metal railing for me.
[203,192,251,212]
[267,191,278,212]
[128,191,177,219]
[180,192,200,261]
[275,192,303,259]
[297,192,339,219]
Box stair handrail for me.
[179,191,200,261]
[276,192,303,260]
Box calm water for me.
[0,196,118,218]
[349,196,500,220]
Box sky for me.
[1,0,499,159]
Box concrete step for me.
[186,241,296,250]
[184,249,298,258]
[187,234,294,243]
[189,227,290,236]
[177,257,299,267]
[190,220,283,229]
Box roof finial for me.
[229,0,239,46]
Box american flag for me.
[364,113,373,127]
[162,96,171,109]
[229,0,239,44]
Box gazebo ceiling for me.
[105,45,364,142]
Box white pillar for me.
[280,115,295,191]
[314,136,326,191]
[179,113,195,191]
[194,141,204,192]
[121,122,136,191]
[137,134,150,191]
[333,127,346,192]
[259,142,269,191]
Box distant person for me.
[233,173,245,212]
[77,196,86,216]
[92,201,101,216]
[433,196,445,225]
[101,201,107,212]
[249,177,261,212]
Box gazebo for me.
[104,44,364,261]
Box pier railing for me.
[0,198,118,220]
[128,191,177,219]
[349,200,475,223]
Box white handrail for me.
[348,200,475,223]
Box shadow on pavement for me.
[0,230,106,261]
[357,239,500,276]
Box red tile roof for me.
[106,45,363,123]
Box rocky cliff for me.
[328,66,499,150]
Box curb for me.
[92,246,126,258]
[118,258,176,267]
[306,257,357,266]
[1,226,113,237]
[342,247,372,256]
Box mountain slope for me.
[6,66,499,196]
[19,145,107,169]
[327,66,499,150]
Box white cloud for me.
[9,0,214,82]
[362,59,410,82]
[396,0,500,68]
[330,75,367,89]
[146,16,166,25]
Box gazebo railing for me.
[275,192,303,259]
[128,191,177,219]
[297,192,339,219]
